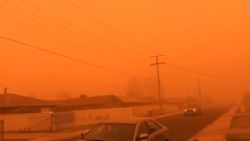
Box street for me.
[157,105,230,141]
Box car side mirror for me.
[81,132,86,139]
[139,133,149,140]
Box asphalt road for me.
[156,105,230,141]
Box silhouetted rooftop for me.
[0,93,48,107]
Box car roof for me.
[98,117,154,124]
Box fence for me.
[0,107,133,132]
[0,113,51,132]
[0,104,179,132]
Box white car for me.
[80,118,170,141]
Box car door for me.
[145,120,165,141]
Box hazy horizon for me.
[0,0,249,102]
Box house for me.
[0,93,127,114]
[0,93,48,107]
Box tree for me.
[125,77,157,101]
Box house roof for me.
[0,93,125,107]
[116,96,145,103]
[0,93,48,107]
[51,95,124,106]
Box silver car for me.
[80,118,170,141]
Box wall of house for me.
[0,107,133,132]
[0,113,52,132]
[53,107,133,130]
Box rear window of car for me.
[85,123,136,141]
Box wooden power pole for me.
[151,55,165,109]
[197,79,202,105]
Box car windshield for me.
[185,105,198,108]
[84,123,136,141]
[230,116,250,128]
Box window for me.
[146,120,161,133]
[137,122,150,137]
[85,123,135,141]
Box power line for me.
[5,0,148,59]
[0,4,96,50]
[164,62,250,81]
[2,0,139,59]
[2,0,155,63]
[4,1,245,82]
[63,0,139,43]
[0,14,80,47]
[2,0,92,44]
[0,3,82,44]
[19,0,125,48]
[2,0,118,51]
[56,0,153,54]
[0,35,153,79]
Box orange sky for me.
[0,0,249,101]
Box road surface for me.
[157,105,230,141]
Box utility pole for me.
[197,79,202,105]
[150,55,165,109]
[3,87,7,95]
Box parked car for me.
[80,118,170,141]
[226,113,250,141]
[183,104,202,116]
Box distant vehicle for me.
[183,104,202,116]
[80,118,170,141]
[226,113,250,141]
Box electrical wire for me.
[0,35,153,79]
[19,0,125,48]
[165,62,250,81]
[5,0,149,58]
[56,0,154,54]
[2,0,92,43]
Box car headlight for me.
[184,109,187,112]
[193,109,197,112]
